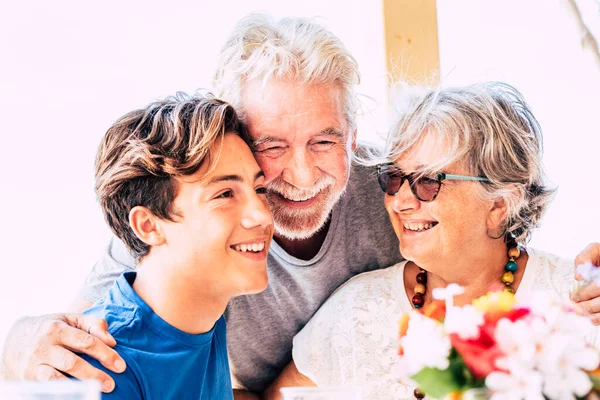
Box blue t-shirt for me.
[80,272,233,400]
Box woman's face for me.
[384,134,498,272]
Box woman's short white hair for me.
[385,82,556,244]
[213,13,360,130]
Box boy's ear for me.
[129,206,166,247]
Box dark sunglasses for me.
[376,162,490,202]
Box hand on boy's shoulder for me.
[83,302,139,339]
[77,351,142,399]
[78,303,144,398]
[1,312,127,392]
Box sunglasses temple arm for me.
[443,174,490,182]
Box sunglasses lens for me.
[378,167,402,195]
[414,176,441,201]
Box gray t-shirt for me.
[79,158,402,393]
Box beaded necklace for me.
[411,243,521,399]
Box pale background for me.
[0,0,598,350]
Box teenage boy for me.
[78,94,273,398]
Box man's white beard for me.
[266,173,347,241]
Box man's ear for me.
[129,206,166,247]
[486,197,509,232]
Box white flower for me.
[493,317,544,369]
[432,283,465,309]
[444,305,484,340]
[537,332,599,399]
[542,369,593,400]
[529,294,594,336]
[491,300,600,400]
[486,359,545,400]
[397,311,451,377]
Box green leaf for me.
[411,350,477,399]
[412,366,460,399]
[590,373,600,390]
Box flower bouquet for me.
[396,274,600,400]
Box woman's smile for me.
[402,220,439,233]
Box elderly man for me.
[2,13,600,399]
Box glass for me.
[0,381,100,400]
[280,387,362,400]
[376,162,490,202]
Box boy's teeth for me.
[233,242,265,252]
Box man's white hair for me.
[213,13,361,130]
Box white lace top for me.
[292,249,600,400]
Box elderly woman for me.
[290,82,600,399]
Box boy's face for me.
[159,133,273,297]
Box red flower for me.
[450,307,530,379]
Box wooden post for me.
[382,0,440,85]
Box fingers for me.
[5,313,125,388]
[32,360,116,394]
[570,282,600,325]
[575,242,600,267]
[22,316,122,393]
[63,314,117,347]
[571,282,600,303]
[33,364,69,382]
[572,297,600,325]
[56,322,126,374]
[45,346,116,393]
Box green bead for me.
[505,261,518,272]
[414,304,422,308]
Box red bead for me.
[416,272,427,284]
[414,388,426,398]
[412,294,424,307]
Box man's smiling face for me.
[241,79,356,240]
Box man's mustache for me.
[266,174,336,201]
